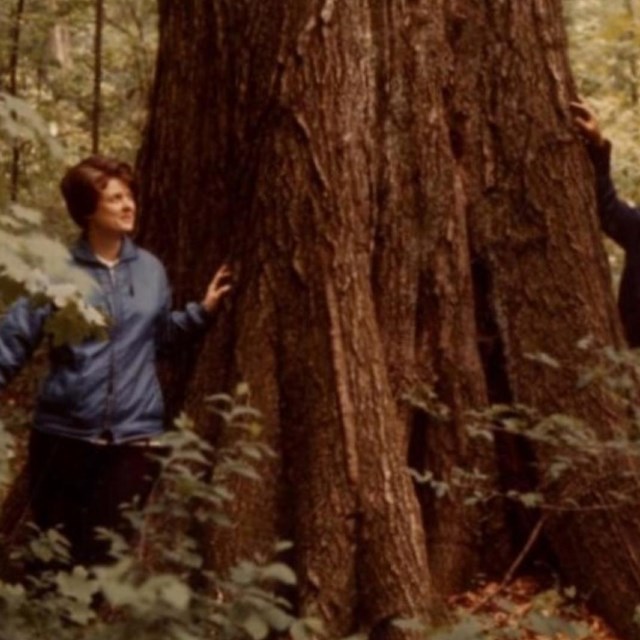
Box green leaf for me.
[230,464,262,481]
[523,611,574,636]
[55,566,99,605]
[9,203,42,226]
[174,412,195,431]
[64,599,97,626]
[171,628,201,640]
[235,382,250,398]
[524,352,561,369]
[290,618,325,640]
[290,620,312,640]
[392,618,427,632]
[409,469,433,484]
[261,605,294,632]
[231,561,258,586]
[261,562,297,586]
[159,577,192,610]
[275,540,294,553]
[242,613,270,640]
[576,335,595,350]
[430,618,485,640]
[519,492,544,508]
[303,618,325,635]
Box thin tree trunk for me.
[92,0,104,154]
[624,0,639,105]
[46,0,72,72]
[8,0,26,201]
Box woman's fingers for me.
[569,100,592,116]
[568,100,605,145]
[216,284,232,298]
[211,264,232,289]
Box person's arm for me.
[156,264,232,355]
[572,100,640,251]
[0,297,49,389]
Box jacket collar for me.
[71,235,138,266]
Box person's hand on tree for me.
[570,100,607,148]
[201,264,233,314]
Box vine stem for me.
[470,514,548,614]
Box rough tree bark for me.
[140,2,436,635]
[8,0,26,201]
[136,0,640,638]
[445,2,640,637]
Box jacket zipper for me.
[102,266,118,439]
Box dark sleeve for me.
[587,140,640,251]
[0,297,49,389]
[155,267,212,358]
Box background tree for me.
[7,0,26,201]
[91,0,103,153]
[0,0,157,214]
[137,0,640,638]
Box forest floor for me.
[452,576,619,639]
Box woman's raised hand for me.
[201,264,233,314]
[570,100,606,147]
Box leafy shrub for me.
[0,387,322,640]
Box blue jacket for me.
[0,236,210,442]
[589,142,640,347]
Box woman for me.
[0,155,231,565]
[572,100,640,347]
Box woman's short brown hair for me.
[60,155,136,229]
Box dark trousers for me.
[27,430,164,567]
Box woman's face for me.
[87,177,136,238]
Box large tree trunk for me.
[138,0,640,638]
[444,3,640,638]
[140,1,436,635]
